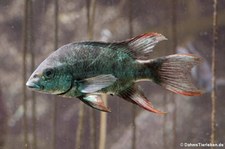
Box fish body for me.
[26,33,202,113]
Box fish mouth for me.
[26,80,42,90]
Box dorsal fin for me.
[120,32,167,60]
[68,32,166,60]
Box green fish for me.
[26,33,202,113]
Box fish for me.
[26,32,202,114]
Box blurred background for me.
[0,0,225,149]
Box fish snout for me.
[26,74,42,90]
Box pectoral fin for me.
[118,85,166,114]
[79,94,111,112]
[78,74,117,93]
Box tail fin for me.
[148,54,202,96]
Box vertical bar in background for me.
[53,0,59,149]
[211,0,218,148]
[88,0,97,149]
[89,106,96,149]
[87,0,97,40]
[84,0,98,149]
[54,0,59,49]
[75,0,98,148]
[128,1,136,149]
[162,93,168,149]
[99,94,107,149]
[85,0,109,148]
[22,0,29,148]
[31,68,37,149]
[171,0,177,148]
[75,103,84,149]
[29,0,37,148]
[0,85,7,149]
[90,0,108,148]
[128,0,133,38]
[86,0,108,148]
[162,1,170,148]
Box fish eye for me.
[43,68,55,79]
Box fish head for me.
[26,54,73,95]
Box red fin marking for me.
[116,32,167,60]
[171,88,202,96]
[119,85,166,114]
[138,99,167,115]
[130,32,162,41]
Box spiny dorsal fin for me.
[118,85,165,114]
[123,32,167,60]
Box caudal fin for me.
[149,54,202,96]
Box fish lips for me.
[26,78,43,91]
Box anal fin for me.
[80,94,111,112]
[119,85,165,114]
